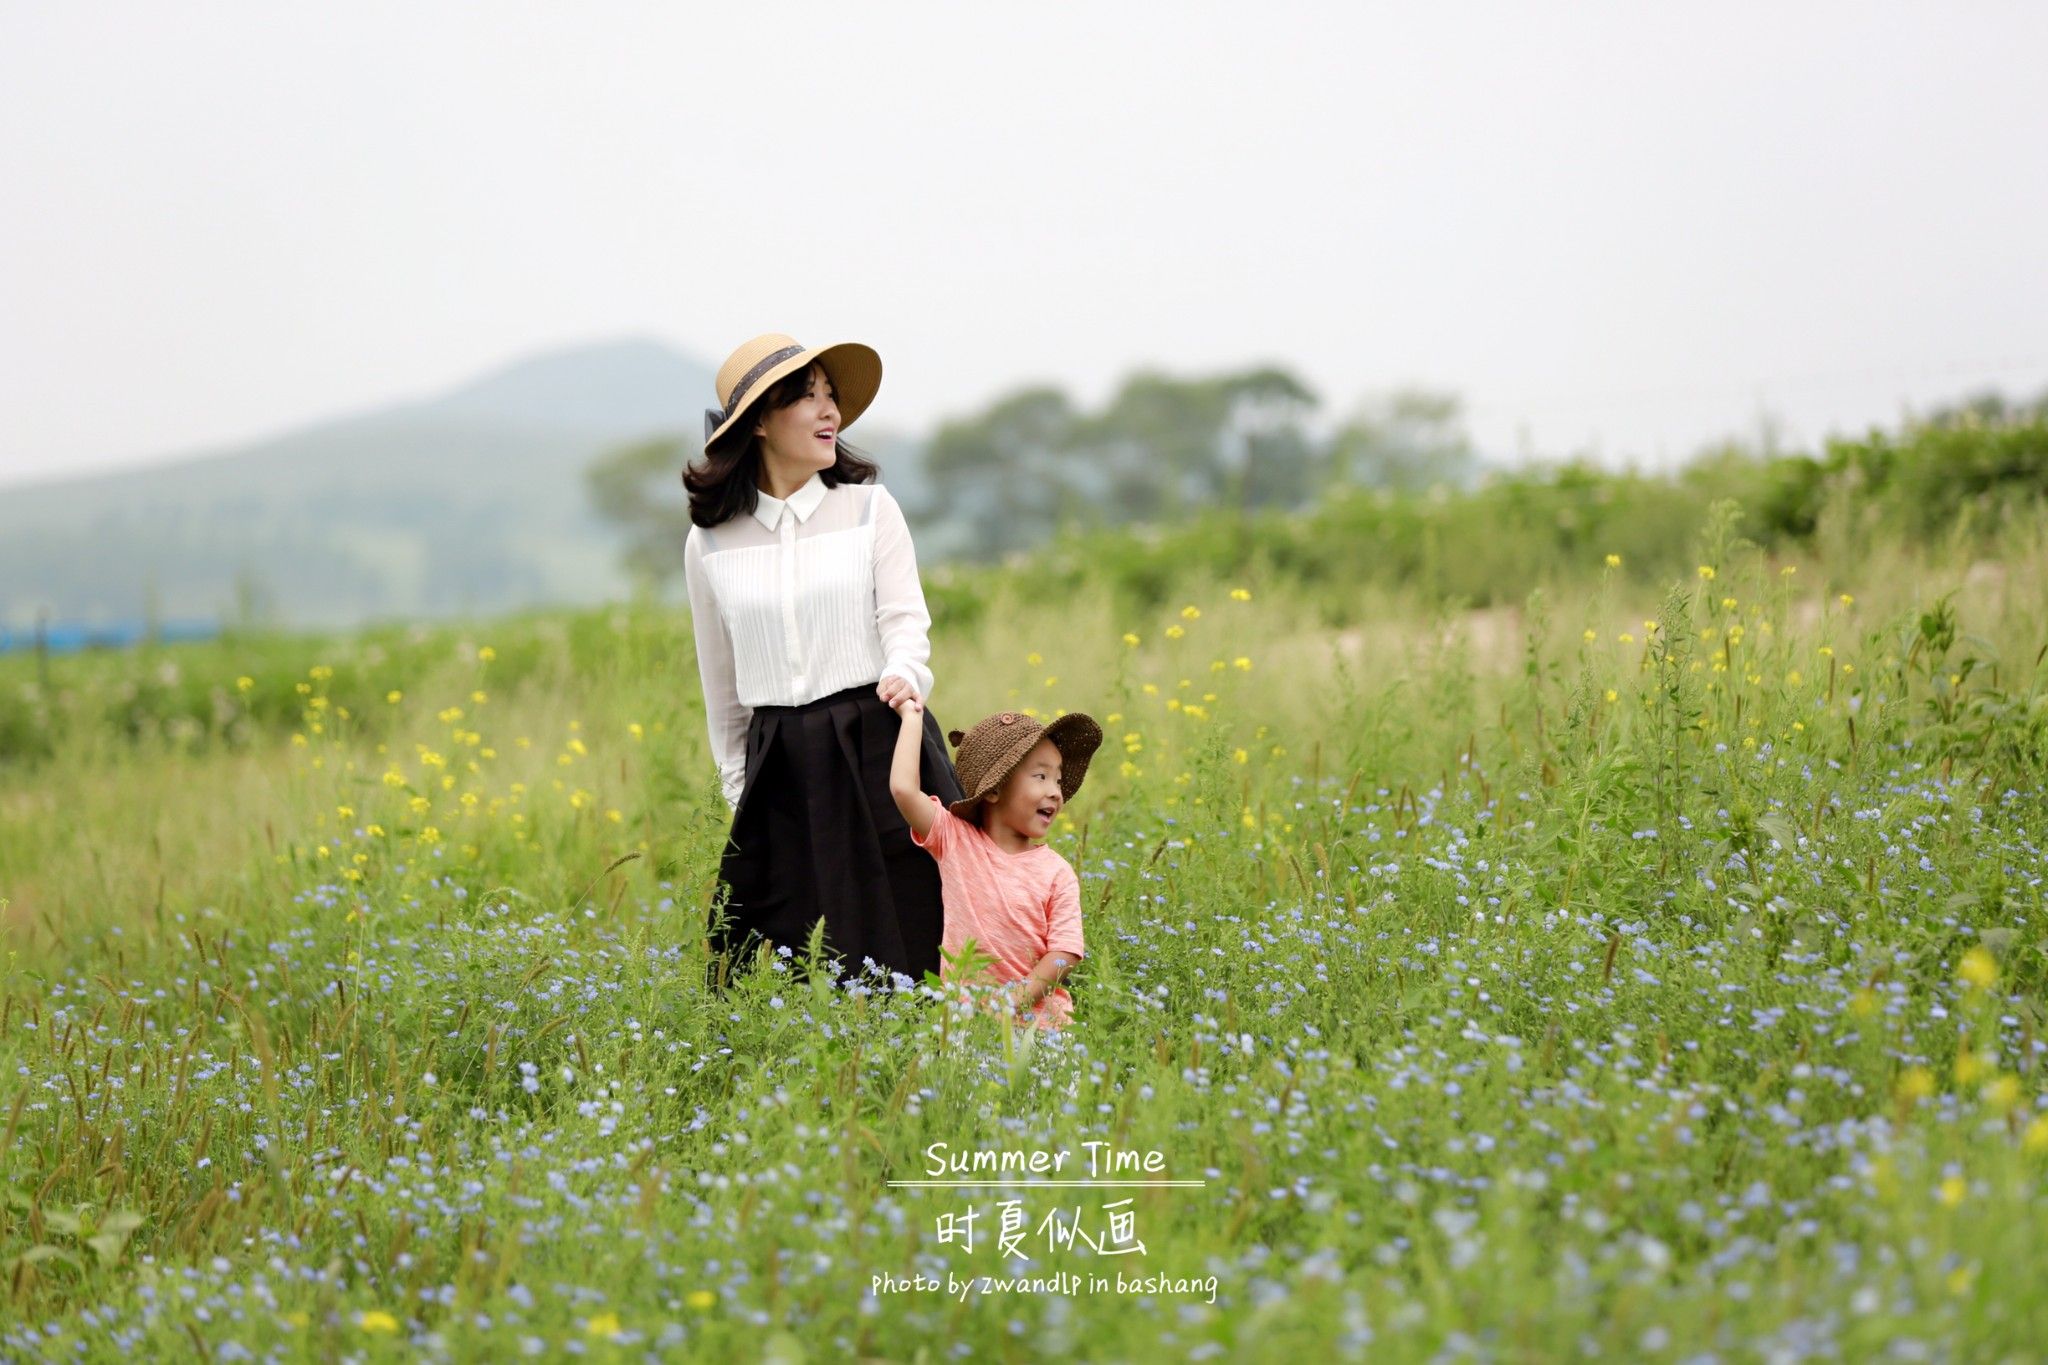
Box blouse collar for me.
[750,472,828,531]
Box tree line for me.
[586,365,1477,585]
[917,369,1479,558]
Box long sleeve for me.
[869,483,937,699]
[684,529,750,811]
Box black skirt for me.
[709,681,967,988]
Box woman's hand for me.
[876,675,924,710]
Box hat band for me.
[722,344,808,418]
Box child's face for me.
[983,737,1065,839]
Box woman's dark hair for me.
[683,363,878,527]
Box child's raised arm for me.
[887,698,937,841]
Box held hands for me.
[877,675,924,712]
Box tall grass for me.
[2,488,2047,1360]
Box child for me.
[887,701,1103,1029]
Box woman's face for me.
[984,737,1066,840]
[753,363,842,481]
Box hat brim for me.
[704,341,882,453]
[946,712,1104,824]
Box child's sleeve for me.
[909,794,954,858]
[1045,859,1085,959]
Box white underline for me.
[887,1180,1207,1187]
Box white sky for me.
[2,2,2044,487]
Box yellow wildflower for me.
[1165,625,1185,640]
[1604,553,1621,568]
[358,1310,399,1333]
[586,1313,622,1340]
[1958,947,1997,990]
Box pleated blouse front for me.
[683,473,937,809]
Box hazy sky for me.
[2,3,2044,487]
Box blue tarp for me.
[0,619,222,654]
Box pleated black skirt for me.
[709,681,967,988]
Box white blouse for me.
[683,474,938,810]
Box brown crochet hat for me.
[946,710,1104,823]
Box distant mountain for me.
[0,338,927,631]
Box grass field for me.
[4,485,2048,1361]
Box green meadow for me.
[4,426,2048,1362]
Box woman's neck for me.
[756,452,813,503]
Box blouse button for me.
[999,713,1016,724]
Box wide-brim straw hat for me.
[702,333,882,453]
[945,710,1104,824]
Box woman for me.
[682,332,967,989]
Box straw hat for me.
[702,333,883,452]
[945,710,1104,823]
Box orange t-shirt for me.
[910,795,1085,1029]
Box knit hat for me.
[945,710,1103,823]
